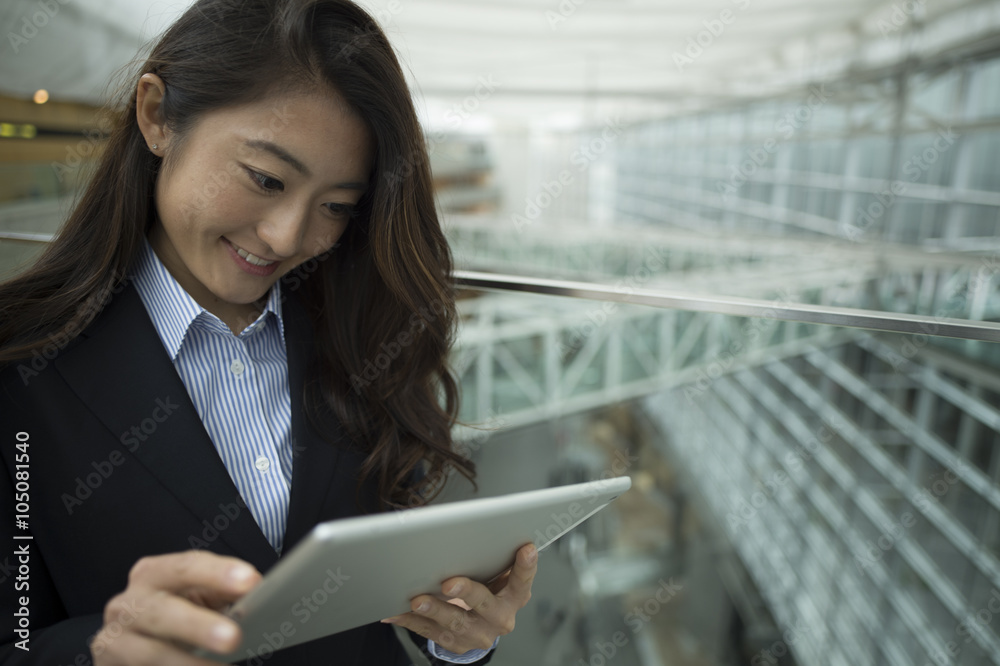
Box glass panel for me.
[449,287,1000,666]
[0,238,47,281]
[856,136,895,180]
[967,58,1000,120]
[808,138,846,174]
[965,129,1000,193]
[908,70,961,123]
[897,132,957,186]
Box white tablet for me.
[203,476,631,661]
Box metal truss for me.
[644,336,1000,666]
[451,289,847,433]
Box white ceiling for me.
[0,0,993,131]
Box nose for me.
[256,203,311,259]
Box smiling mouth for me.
[232,244,278,267]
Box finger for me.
[496,544,537,604]
[383,609,495,653]
[486,569,510,594]
[410,595,478,635]
[109,590,242,655]
[439,578,507,627]
[91,628,227,666]
[442,544,537,620]
[127,551,260,603]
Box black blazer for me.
[0,282,489,665]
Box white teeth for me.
[235,246,276,266]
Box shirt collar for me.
[131,238,286,360]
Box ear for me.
[136,73,169,157]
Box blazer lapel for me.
[54,284,279,572]
[281,291,354,551]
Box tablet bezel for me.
[204,476,631,662]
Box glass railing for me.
[443,280,999,666]
[448,218,1000,334]
[0,234,48,281]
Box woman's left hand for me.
[382,543,538,653]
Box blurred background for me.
[2,0,1000,664]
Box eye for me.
[244,167,284,193]
[325,203,355,218]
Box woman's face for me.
[140,80,372,329]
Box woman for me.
[0,0,536,664]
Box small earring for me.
[151,144,158,150]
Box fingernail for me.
[447,582,463,596]
[211,622,237,649]
[525,547,538,564]
[416,601,430,613]
[381,617,398,624]
[228,565,255,585]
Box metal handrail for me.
[1,233,996,342]
[0,231,53,243]
[454,270,1000,343]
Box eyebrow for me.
[243,139,367,190]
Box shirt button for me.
[230,359,245,376]
[255,456,270,472]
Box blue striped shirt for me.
[131,239,494,663]
[132,239,293,553]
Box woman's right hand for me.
[91,551,262,665]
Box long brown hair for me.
[0,0,473,509]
